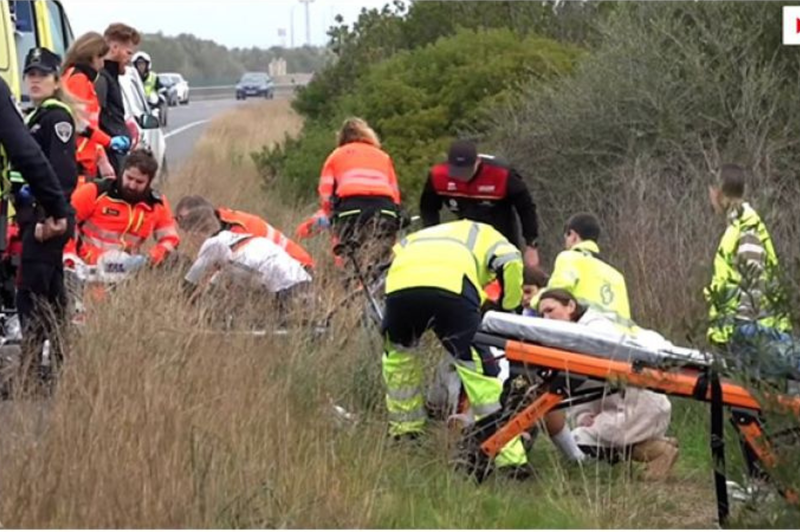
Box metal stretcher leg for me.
[479,390,565,458]
[731,409,800,505]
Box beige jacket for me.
[569,309,673,448]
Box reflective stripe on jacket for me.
[216,207,314,267]
[143,71,157,97]
[386,220,522,310]
[67,180,179,264]
[705,202,791,343]
[317,141,400,216]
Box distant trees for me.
[139,32,332,86]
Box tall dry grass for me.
[1,100,795,528]
[0,100,387,528]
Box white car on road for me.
[119,66,169,180]
[160,72,190,105]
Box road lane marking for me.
[165,119,211,139]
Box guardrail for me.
[191,83,304,101]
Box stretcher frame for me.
[466,331,800,524]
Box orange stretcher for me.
[464,312,800,525]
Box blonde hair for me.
[336,117,380,148]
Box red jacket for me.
[63,64,111,178]
[66,180,179,265]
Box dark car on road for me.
[235,72,274,100]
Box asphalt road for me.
[162,97,244,171]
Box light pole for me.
[290,3,297,48]
[298,0,314,46]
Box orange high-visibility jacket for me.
[63,65,111,178]
[66,180,180,265]
[216,207,314,267]
[317,141,401,216]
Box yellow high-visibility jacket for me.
[386,220,523,311]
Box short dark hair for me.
[179,206,220,234]
[524,265,549,287]
[565,213,601,242]
[122,149,158,181]
[104,23,141,45]
[175,195,214,214]
[719,163,745,199]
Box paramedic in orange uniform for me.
[66,149,179,266]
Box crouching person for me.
[382,219,531,477]
[537,289,678,480]
[180,206,312,329]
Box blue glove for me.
[15,185,35,207]
[110,135,131,154]
[314,215,330,229]
[123,254,148,272]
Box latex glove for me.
[110,135,131,154]
[295,214,329,239]
[34,217,68,242]
[123,254,148,272]
[15,184,35,206]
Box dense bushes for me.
[491,2,800,335]
[253,28,581,204]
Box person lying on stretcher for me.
[536,288,679,480]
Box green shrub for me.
[256,28,581,206]
[490,2,800,336]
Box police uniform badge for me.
[54,121,73,143]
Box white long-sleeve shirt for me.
[185,231,311,293]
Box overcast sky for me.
[61,0,389,49]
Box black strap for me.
[709,368,729,525]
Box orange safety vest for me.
[216,207,314,267]
[63,65,112,179]
[317,141,401,216]
[66,180,180,265]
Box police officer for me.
[420,140,540,268]
[534,213,633,331]
[13,47,77,379]
[132,51,162,99]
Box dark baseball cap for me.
[24,47,61,75]
[447,140,478,181]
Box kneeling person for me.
[67,149,179,266]
[181,207,311,313]
[382,219,528,473]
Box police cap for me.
[24,47,61,75]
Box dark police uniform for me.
[12,47,75,371]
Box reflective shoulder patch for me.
[54,121,74,143]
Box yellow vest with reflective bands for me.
[386,220,523,310]
[143,72,157,97]
[545,240,633,329]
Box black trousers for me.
[381,282,499,377]
[332,196,400,264]
[16,215,73,367]
[106,149,124,178]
